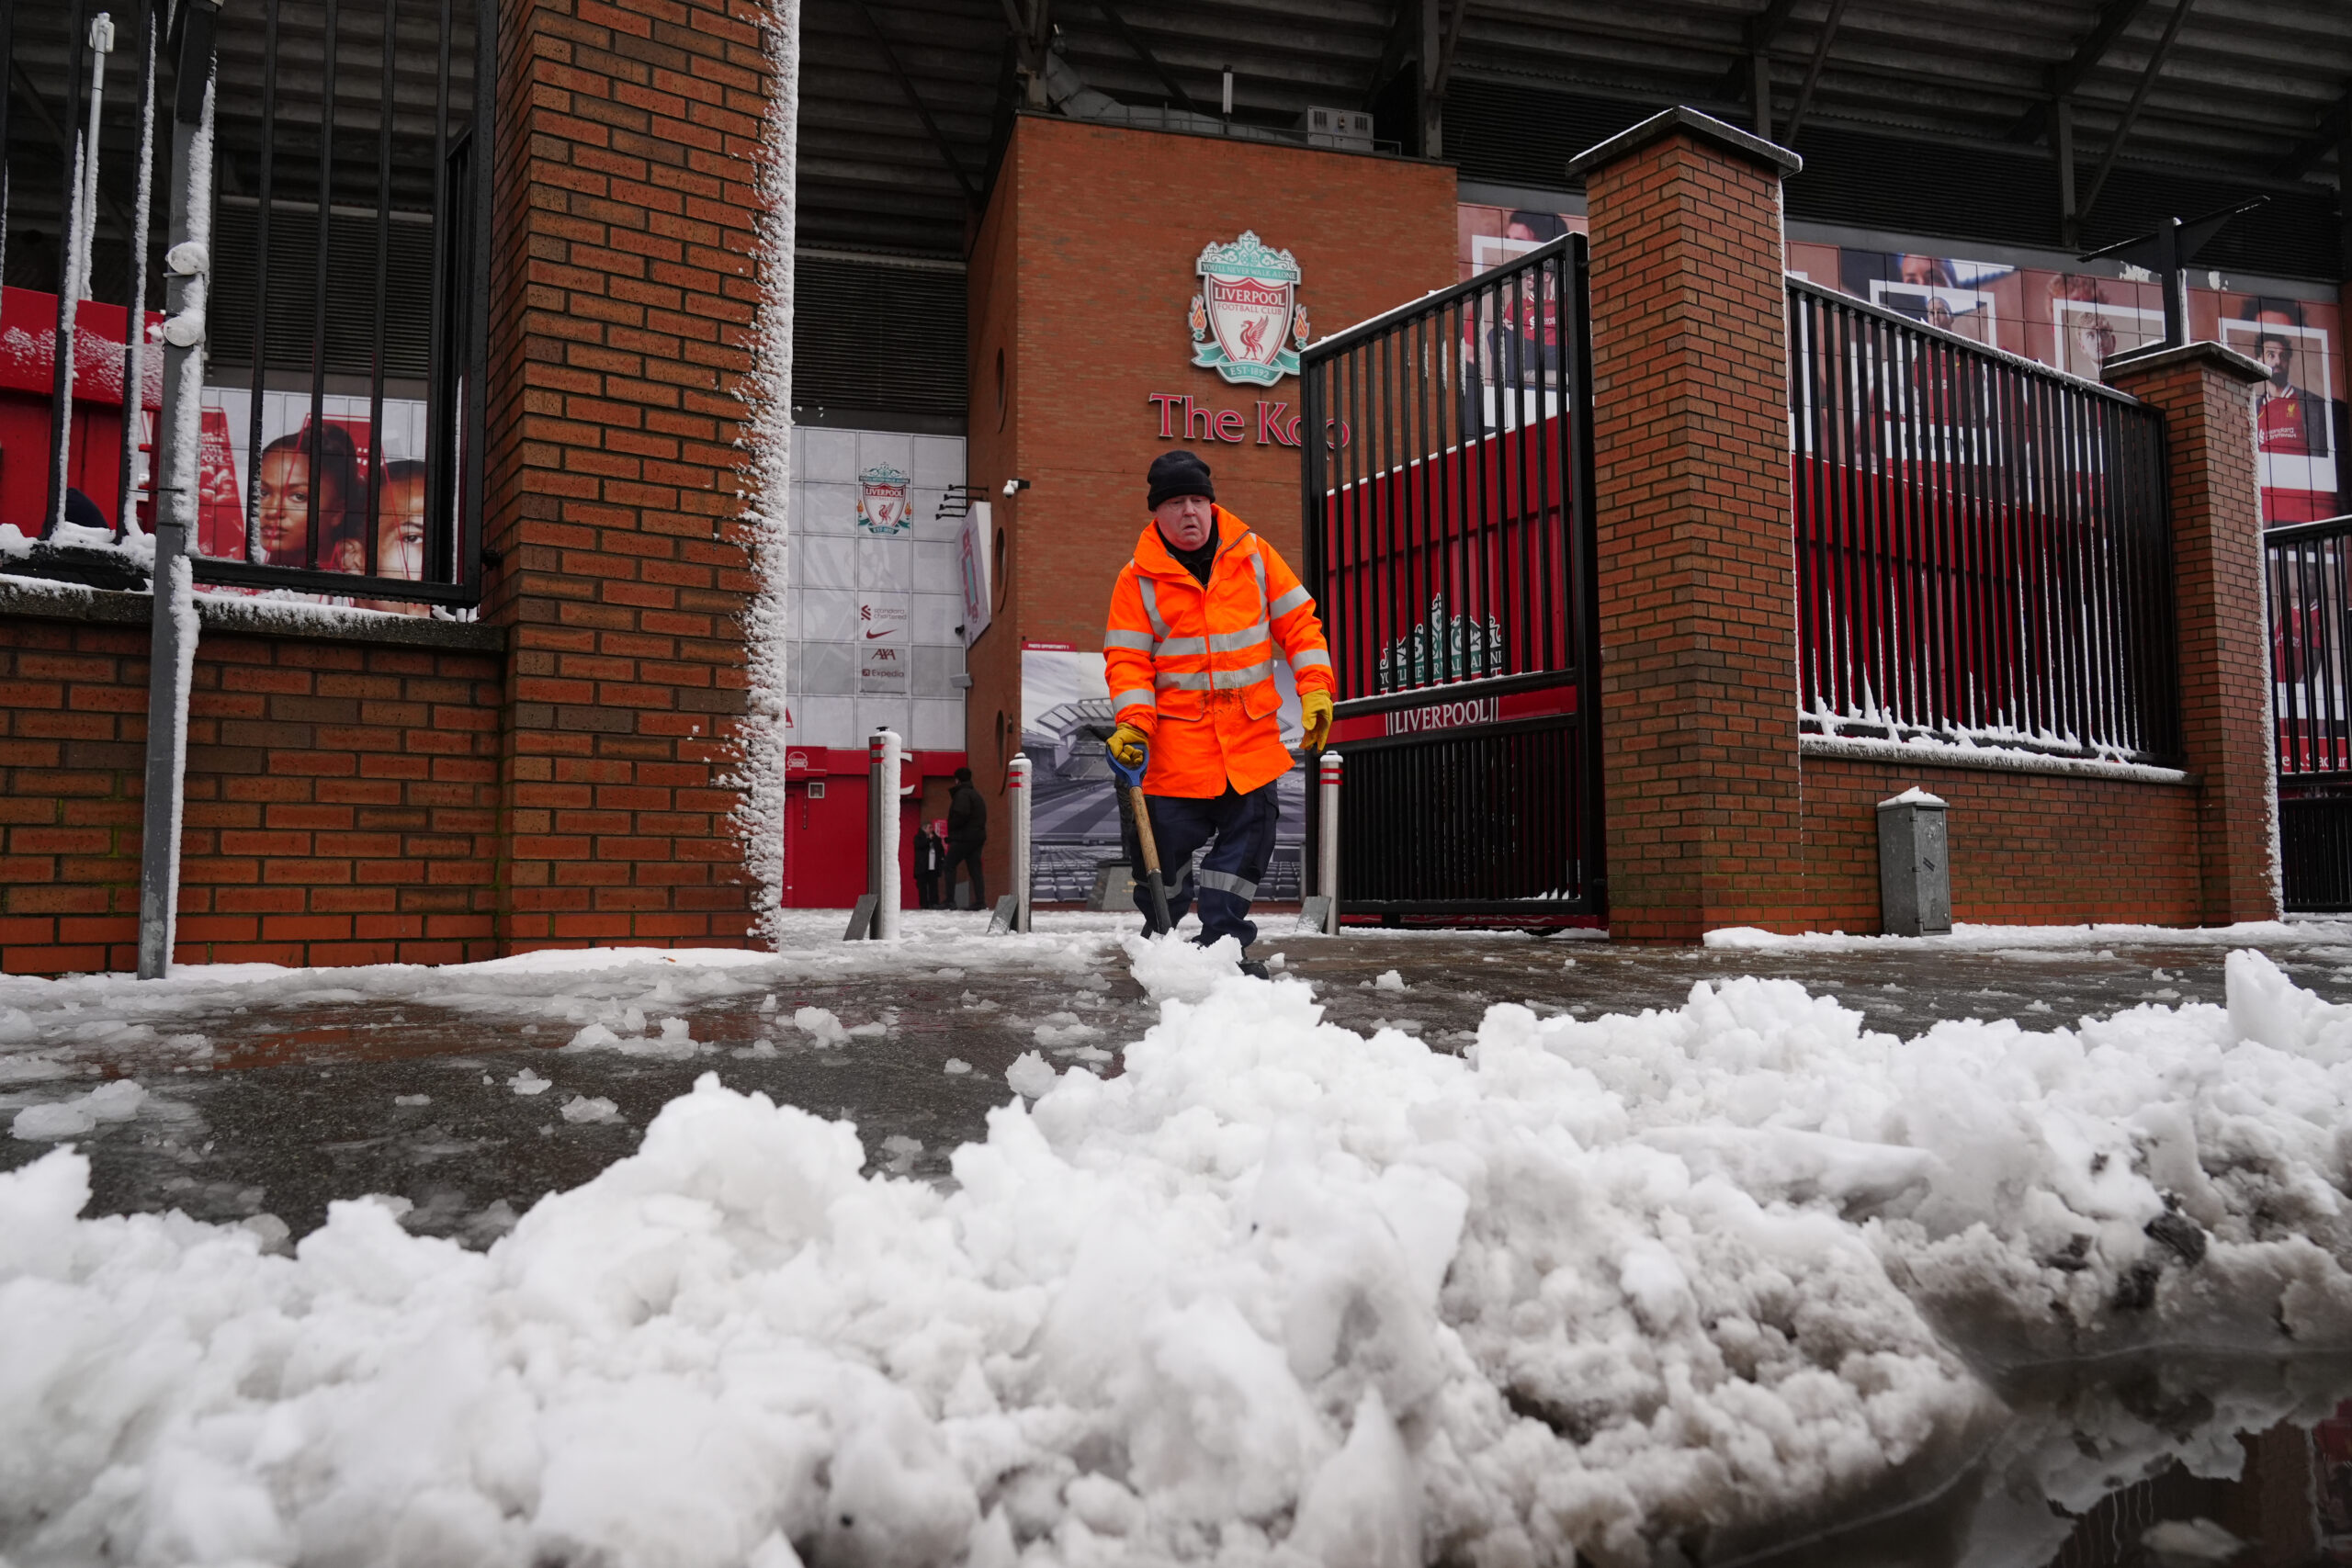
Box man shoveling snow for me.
[1102,451,1335,976]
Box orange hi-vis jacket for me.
[1103,506,1334,797]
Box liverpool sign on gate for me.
[1189,232,1307,387]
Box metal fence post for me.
[1318,749,1342,934]
[1004,753,1033,932]
[136,17,216,979]
[868,729,902,940]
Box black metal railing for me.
[1304,234,1594,700]
[1790,278,2179,766]
[0,0,492,607]
[2265,514,2352,910]
[1338,722,1589,910]
[1300,234,1603,920]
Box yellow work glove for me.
[1108,722,1150,769]
[1301,690,1334,753]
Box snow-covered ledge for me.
[1800,730,2191,786]
[0,573,503,652]
[728,0,802,950]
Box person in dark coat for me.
[913,818,946,909]
[945,767,988,910]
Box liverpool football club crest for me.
[854,465,911,536]
[1189,231,1308,386]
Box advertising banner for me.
[1020,642,1306,905]
[958,500,992,648]
[857,594,910,694]
[187,387,436,601]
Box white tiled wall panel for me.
[783,426,967,750]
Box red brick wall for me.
[963,115,1458,886]
[2105,345,2278,924]
[482,0,770,950]
[0,614,146,973]
[1798,755,2201,930]
[963,133,1023,809]
[0,601,503,975]
[178,634,503,967]
[1583,120,1803,941]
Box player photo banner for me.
[1793,238,2350,526]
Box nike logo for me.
[865,629,896,638]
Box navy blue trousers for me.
[1125,781,1280,949]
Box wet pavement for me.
[12,914,2352,1564]
[6,916,2352,1248]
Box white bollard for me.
[867,729,903,940]
[1006,753,1033,933]
[1317,749,1342,935]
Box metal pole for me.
[1317,749,1342,935]
[865,730,881,928]
[867,729,902,940]
[1007,752,1032,932]
[137,21,215,979]
[44,2,99,539]
[116,0,156,541]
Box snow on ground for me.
[1705,917,2352,953]
[0,913,1138,1072]
[10,937,2352,1563]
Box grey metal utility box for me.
[1877,791,1951,936]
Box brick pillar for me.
[2104,341,2278,925]
[483,0,770,950]
[1567,107,1804,942]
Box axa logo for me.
[1189,231,1307,387]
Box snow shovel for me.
[1106,742,1173,936]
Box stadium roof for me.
[797,0,2352,276]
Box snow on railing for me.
[1788,278,2180,768]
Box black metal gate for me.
[1297,233,1602,924]
[2266,514,2352,911]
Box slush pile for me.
[9,938,2352,1566]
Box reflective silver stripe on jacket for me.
[1207,622,1271,653]
[1156,669,1215,691]
[1111,687,1155,711]
[1249,549,1269,613]
[1210,659,1274,690]
[1290,648,1331,669]
[1103,627,1154,652]
[1156,635,1209,658]
[1136,575,1170,641]
[1270,583,1311,617]
[1196,868,1258,899]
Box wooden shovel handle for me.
[1128,784,1163,877]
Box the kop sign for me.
[1150,231,1345,450]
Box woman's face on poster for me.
[256,448,323,562]
[372,478,427,580]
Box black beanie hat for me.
[1147,450,1216,511]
